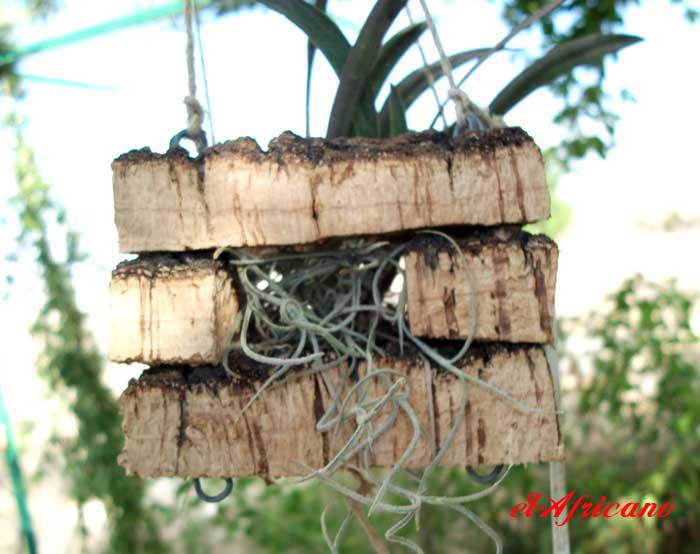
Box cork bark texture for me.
[109,256,237,366]
[118,346,564,479]
[405,233,558,343]
[108,232,558,366]
[112,128,550,252]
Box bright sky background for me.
[0,1,698,551]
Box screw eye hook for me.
[466,464,504,485]
[169,129,207,151]
[194,478,233,503]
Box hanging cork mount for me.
[110,126,563,491]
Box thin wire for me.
[405,4,448,129]
[463,0,565,86]
[194,4,215,144]
[546,322,571,554]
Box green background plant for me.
[7,114,165,554]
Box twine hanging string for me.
[416,0,491,132]
[183,0,206,151]
[405,4,448,130]
[194,3,215,144]
[428,0,565,129]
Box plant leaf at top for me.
[326,0,408,138]
[489,33,642,116]
[305,0,328,136]
[260,0,377,138]
[353,21,425,138]
[365,21,427,101]
[387,85,409,137]
[259,0,350,75]
[377,48,490,136]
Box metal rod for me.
[0,384,38,554]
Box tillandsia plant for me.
[212,232,548,554]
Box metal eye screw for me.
[169,128,207,150]
[467,464,504,485]
[194,478,234,503]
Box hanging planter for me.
[99,0,631,547]
[109,127,563,483]
[111,128,548,251]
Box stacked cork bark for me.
[110,127,564,480]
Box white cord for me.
[416,0,466,128]
[194,4,215,144]
[405,4,448,129]
[416,0,493,132]
[184,0,205,151]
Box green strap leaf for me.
[352,22,425,139]
[305,0,329,137]
[326,0,407,138]
[365,22,426,101]
[259,0,350,75]
[387,85,409,137]
[260,0,378,138]
[378,48,490,136]
[489,33,642,116]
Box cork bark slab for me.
[109,256,237,366]
[113,128,550,252]
[118,346,564,479]
[405,232,558,343]
[108,233,557,366]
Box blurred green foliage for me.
[1,0,56,93]
[496,0,698,166]
[8,115,165,554]
[568,275,700,553]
